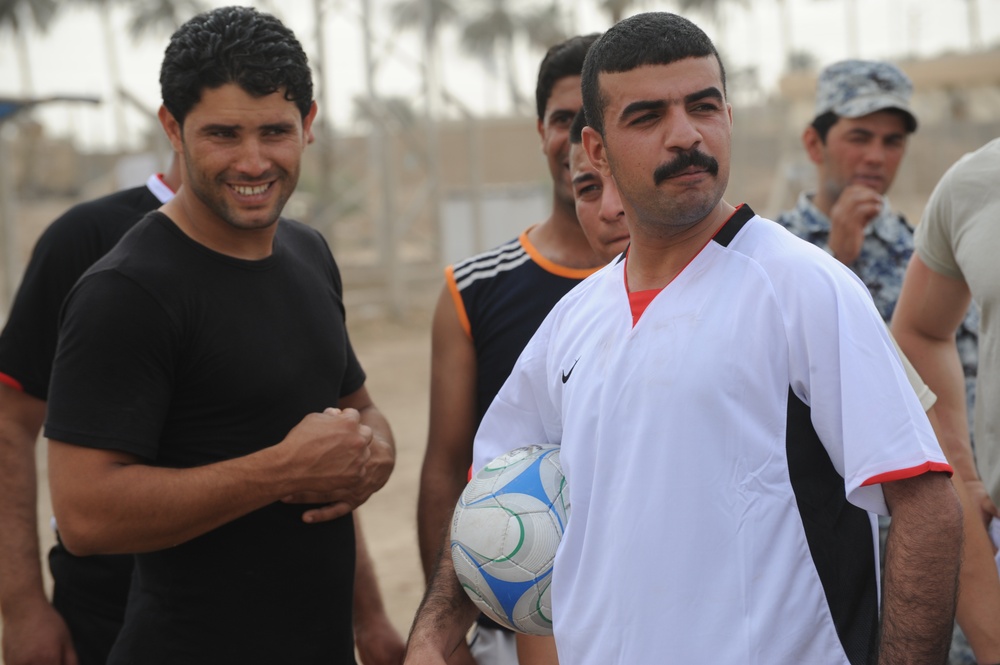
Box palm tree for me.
[72,0,129,147]
[126,0,207,40]
[0,0,58,95]
[390,0,458,117]
[599,0,639,24]
[460,0,570,113]
[520,2,568,52]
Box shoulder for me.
[449,236,527,292]
[724,214,868,301]
[35,186,156,250]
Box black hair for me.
[810,111,839,143]
[569,108,586,145]
[160,6,313,126]
[811,109,915,144]
[581,12,726,136]
[535,33,601,121]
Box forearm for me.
[407,538,480,661]
[880,473,963,663]
[950,473,1000,663]
[0,428,46,614]
[417,462,469,582]
[353,514,388,622]
[49,440,296,555]
[892,329,975,480]
[0,388,48,615]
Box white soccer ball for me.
[450,444,569,635]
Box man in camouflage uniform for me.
[777,58,980,665]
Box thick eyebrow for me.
[685,86,724,105]
[618,86,724,123]
[572,171,599,187]
[198,123,240,135]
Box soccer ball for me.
[450,444,569,635]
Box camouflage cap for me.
[814,59,917,132]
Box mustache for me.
[653,151,719,185]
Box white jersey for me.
[473,207,949,665]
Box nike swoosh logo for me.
[561,357,580,384]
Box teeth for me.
[233,184,269,195]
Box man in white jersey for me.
[405,13,962,665]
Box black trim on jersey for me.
[786,388,879,665]
[616,246,628,265]
[711,205,755,248]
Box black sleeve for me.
[44,271,177,460]
[0,190,155,398]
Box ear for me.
[582,126,611,178]
[802,125,824,166]
[302,101,319,143]
[536,116,545,148]
[158,105,183,154]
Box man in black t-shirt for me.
[43,7,396,664]
[0,166,178,665]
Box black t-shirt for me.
[46,212,366,664]
[0,184,160,399]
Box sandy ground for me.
[14,297,437,662]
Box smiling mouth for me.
[231,183,272,196]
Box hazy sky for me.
[1,0,997,152]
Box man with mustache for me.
[405,13,962,664]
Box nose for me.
[600,176,625,223]
[234,137,271,176]
[862,141,887,166]
[664,107,702,153]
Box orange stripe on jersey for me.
[861,461,953,487]
[519,229,600,281]
[444,265,472,339]
[0,372,23,391]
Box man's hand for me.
[278,408,393,522]
[1,597,78,665]
[827,184,883,265]
[965,478,1000,532]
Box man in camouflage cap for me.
[777,59,985,664]
[777,58,918,318]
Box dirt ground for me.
[20,294,438,659]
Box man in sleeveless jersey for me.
[406,13,962,665]
[43,8,396,664]
[417,34,605,665]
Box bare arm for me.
[354,513,406,665]
[405,532,482,665]
[879,472,963,663]
[0,383,77,665]
[418,285,478,581]
[891,255,997,522]
[49,403,380,556]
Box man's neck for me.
[161,197,277,261]
[526,194,602,270]
[626,200,736,292]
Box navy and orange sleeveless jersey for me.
[445,229,599,426]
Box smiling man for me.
[405,13,962,665]
[44,7,396,664]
